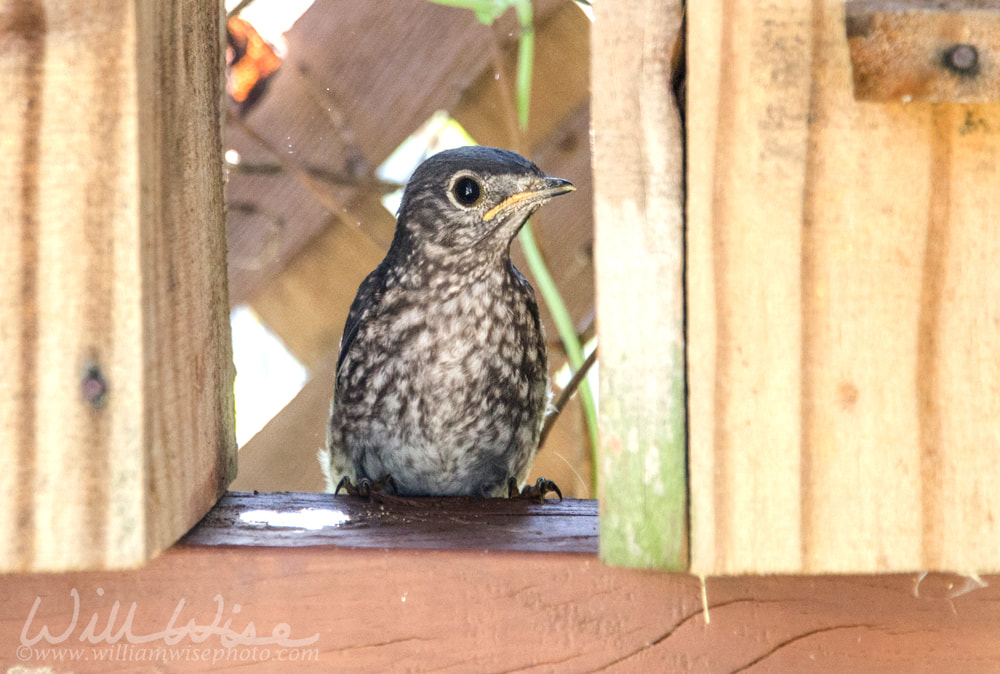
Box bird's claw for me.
[335,474,398,498]
[508,476,563,503]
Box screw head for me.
[81,366,108,409]
[943,44,979,76]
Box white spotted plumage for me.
[321,146,573,497]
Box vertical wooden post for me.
[688,1,1000,574]
[0,0,235,572]
[592,0,688,569]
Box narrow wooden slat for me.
[183,492,598,553]
[0,0,235,572]
[687,0,813,575]
[688,0,1000,573]
[138,0,237,562]
[591,0,687,569]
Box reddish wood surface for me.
[2,493,999,672]
[184,492,597,553]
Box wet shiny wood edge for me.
[180,491,599,553]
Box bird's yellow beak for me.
[482,177,575,222]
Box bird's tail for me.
[317,447,336,493]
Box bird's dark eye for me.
[452,176,482,207]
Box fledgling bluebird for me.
[320,146,574,498]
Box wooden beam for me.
[2,493,1000,672]
[591,1,688,570]
[0,0,235,571]
[846,1,1000,102]
[184,492,598,552]
[688,1,1000,573]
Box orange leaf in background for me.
[227,16,282,114]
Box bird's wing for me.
[337,267,384,373]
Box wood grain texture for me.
[0,0,235,572]
[846,1,1000,102]
[591,0,687,569]
[2,500,1000,673]
[183,492,598,553]
[688,0,1000,573]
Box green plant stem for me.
[428,0,601,487]
[513,0,534,129]
[518,224,599,456]
[509,0,598,479]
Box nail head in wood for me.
[81,364,107,409]
[845,1,1000,102]
[943,43,979,75]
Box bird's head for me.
[393,146,575,263]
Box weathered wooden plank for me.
[183,492,598,553]
[846,0,1000,102]
[591,0,687,570]
[3,523,999,673]
[0,0,235,571]
[688,0,1000,573]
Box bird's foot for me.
[335,474,398,498]
[508,477,563,503]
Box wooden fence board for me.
[688,0,1000,573]
[0,0,235,571]
[592,0,688,569]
